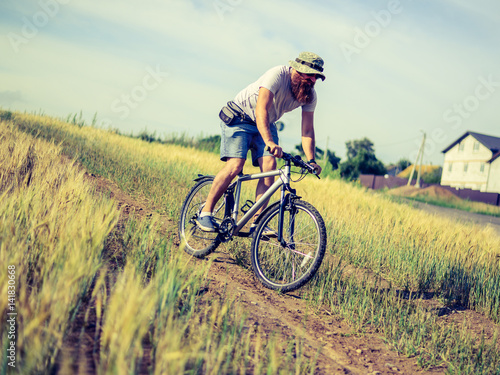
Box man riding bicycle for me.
[196,51,325,233]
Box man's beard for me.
[291,73,315,104]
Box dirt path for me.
[407,200,500,237]
[80,173,500,374]
[204,253,445,374]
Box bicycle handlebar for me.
[266,147,320,179]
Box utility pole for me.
[323,136,329,168]
[407,131,426,187]
[415,132,426,188]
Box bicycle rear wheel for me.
[251,200,326,292]
[178,177,224,257]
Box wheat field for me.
[1,110,499,373]
[0,115,318,374]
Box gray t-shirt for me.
[233,65,317,124]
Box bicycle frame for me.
[227,164,292,235]
[181,151,324,291]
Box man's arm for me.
[301,110,322,175]
[255,87,283,158]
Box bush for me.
[340,149,386,180]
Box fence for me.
[359,174,500,207]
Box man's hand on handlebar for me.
[308,161,322,176]
[265,146,321,178]
[266,143,283,158]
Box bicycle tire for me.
[250,200,326,292]
[178,177,224,257]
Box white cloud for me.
[1,0,499,164]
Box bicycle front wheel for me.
[178,177,224,257]
[250,200,326,292]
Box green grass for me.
[306,262,500,373]
[95,213,320,374]
[3,109,500,374]
[0,122,119,374]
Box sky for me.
[1,0,499,165]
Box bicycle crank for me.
[218,218,236,242]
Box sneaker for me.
[249,223,277,237]
[196,215,219,232]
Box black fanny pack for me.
[219,101,255,125]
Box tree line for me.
[131,127,441,183]
[295,137,387,180]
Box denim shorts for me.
[220,118,279,167]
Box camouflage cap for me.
[289,52,325,81]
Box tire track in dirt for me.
[203,253,445,374]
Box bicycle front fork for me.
[278,192,298,248]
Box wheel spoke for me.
[178,178,224,257]
[251,200,326,292]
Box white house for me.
[441,131,500,193]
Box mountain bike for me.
[178,151,327,292]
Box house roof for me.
[442,131,500,155]
[489,150,500,163]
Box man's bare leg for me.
[201,157,246,214]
